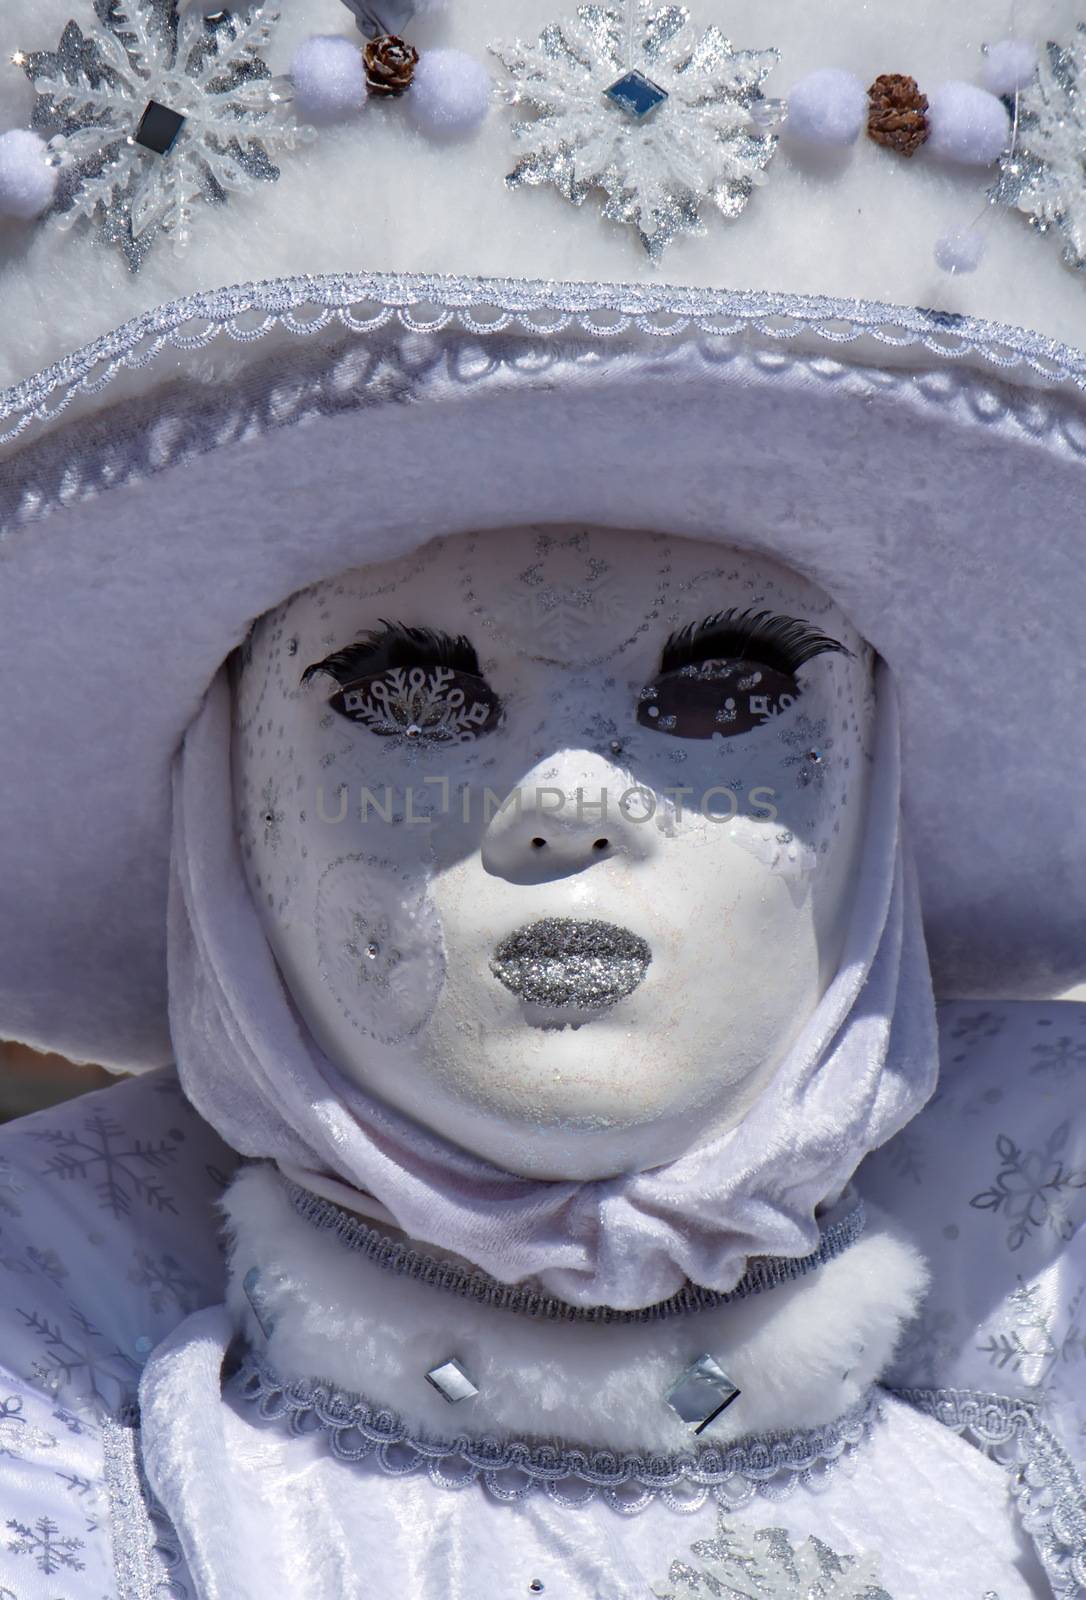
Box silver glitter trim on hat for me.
[3,272,1086,451]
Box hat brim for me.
[2,275,1085,1068]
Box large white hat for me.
[1,0,1085,1069]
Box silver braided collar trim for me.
[229,1345,880,1515]
[892,1387,1086,1599]
[282,1176,866,1324]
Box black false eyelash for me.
[302,620,483,689]
[659,608,851,677]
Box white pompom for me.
[925,81,1010,165]
[784,69,867,148]
[934,228,986,275]
[0,129,57,221]
[290,35,365,122]
[408,49,491,138]
[981,39,1038,96]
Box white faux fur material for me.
[0,0,1083,394]
[222,1164,928,1453]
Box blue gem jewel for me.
[604,69,668,121]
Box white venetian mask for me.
[232,528,876,1180]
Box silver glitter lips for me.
[490,918,651,1010]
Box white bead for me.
[925,81,1010,165]
[934,227,986,275]
[289,35,366,122]
[981,39,1038,96]
[784,69,867,148]
[408,49,491,138]
[0,129,57,220]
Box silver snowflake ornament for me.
[17,1,314,272]
[652,1511,893,1599]
[491,2,779,259]
[991,28,1086,276]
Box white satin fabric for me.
[136,1304,1046,1600]
[167,664,938,1309]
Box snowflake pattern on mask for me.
[492,1,778,258]
[17,0,314,271]
[340,665,497,749]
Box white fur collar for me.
[222,1165,927,1455]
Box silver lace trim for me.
[284,1176,866,1323]
[229,1345,880,1516]
[101,1407,192,1600]
[893,1387,1086,1599]
[3,271,1086,450]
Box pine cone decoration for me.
[364,34,419,96]
[867,74,929,156]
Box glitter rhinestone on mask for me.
[17,1,315,272]
[491,1,779,258]
[992,27,1086,280]
[780,714,833,789]
[490,918,651,1010]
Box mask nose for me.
[480,750,659,885]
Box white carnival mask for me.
[232,528,876,1180]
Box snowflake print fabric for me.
[18,0,314,271]
[492,2,779,258]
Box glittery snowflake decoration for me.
[491,2,779,259]
[651,1513,893,1600]
[16,1,314,271]
[991,28,1086,276]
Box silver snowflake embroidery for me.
[343,913,403,990]
[128,1248,202,1314]
[978,1281,1086,1391]
[18,0,314,271]
[1030,1035,1086,1083]
[970,1123,1086,1251]
[6,1516,85,1576]
[992,29,1086,276]
[492,1,778,258]
[0,1395,58,1462]
[19,1304,140,1413]
[32,1110,182,1217]
[652,1512,892,1598]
